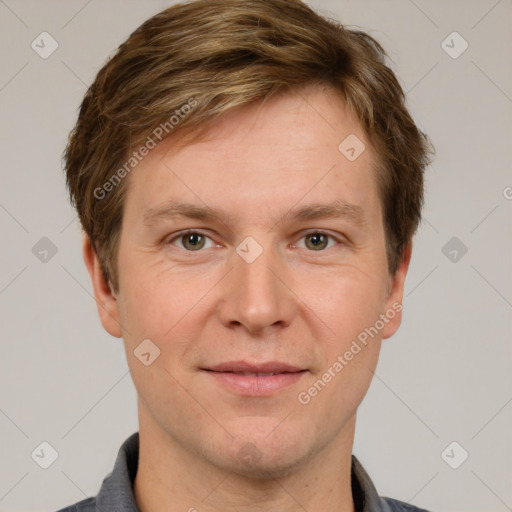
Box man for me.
[57,0,433,510]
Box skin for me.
[84,83,412,512]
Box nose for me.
[216,237,296,335]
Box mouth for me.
[201,361,308,396]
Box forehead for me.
[122,84,382,230]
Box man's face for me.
[89,84,409,477]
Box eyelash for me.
[166,230,343,252]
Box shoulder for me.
[382,496,432,512]
[54,496,96,512]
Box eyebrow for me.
[142,199,365,229]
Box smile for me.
[201,361,308,396]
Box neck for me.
[134,404,356,512]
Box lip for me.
[202,360,308,396]
[205,360,304,373]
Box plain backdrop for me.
[0,1,511,511]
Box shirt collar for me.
[95,432,394,512]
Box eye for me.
[167,230,342,252]
[295,231,340,251]
[168,230,216,251]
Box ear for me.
[381,241,412,340]
[82,232,123,338]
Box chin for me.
[209,418,317,480]
[227,444,310,480]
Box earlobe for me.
[82,232,123,338]
[381,242,412,340]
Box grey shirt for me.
[55,432,430,512]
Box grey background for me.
[1,1,511,511]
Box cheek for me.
[304,269,387,341]
[116,251,179,330]
[314,340,381,426]
[296,277,383,419]
[116,263,219,364]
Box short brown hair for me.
[64,0,433,293]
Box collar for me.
[94,432,411,512]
